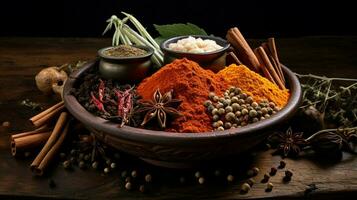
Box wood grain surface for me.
[0,37,357,200]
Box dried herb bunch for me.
[297,73,357,130]
[71,72,141,127]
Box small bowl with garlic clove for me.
[98,45,154,83]
[161,35,230,72]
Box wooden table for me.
[0,37,357,199]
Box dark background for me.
[1,0,356,38]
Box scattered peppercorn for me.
[2,121,10,128]
[266,182,274,192]
[121,170,128,178]
[145,174,152,183]
[125,182,132,190]
[195,171,201,178]
[261,173,270,183]
[125,177,132,183]
[279,160,286,169]
[131,170,138,178]
[92,161,98,169]
[63,160,71,169]
[247,178,255,187]
[79,161,86,169]
[139,185,145,193]
[240,183,251,194]
[227,174,234,182]
[270,167,277,176]
[247,167,260,177]
[110,162,116,169]
[198,177,205,184]
[104,167,110,174]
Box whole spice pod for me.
[308,132,343,155]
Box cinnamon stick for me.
[30,112,68,173]
[11,125,48,139]
[30,101,65,128]
[254,48,276,84]
[262,42,285,84]
[11,131,51,156]
[255,47,286,90]
[226,27,260,72]
[228,52,243,65]
[34,121,69,176]
[267,38,285,84]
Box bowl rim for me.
[64,60,301,144]
[160,35,231,56]
[98,45,154,60]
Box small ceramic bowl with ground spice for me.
[98,45,154,83]
[161,35,230,72]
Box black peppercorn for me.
[270,167,277,176]
[247,178,255,186]
[261,173,270,183]
[279,160,286,169]
[283,170,293,182]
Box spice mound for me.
[137,58,228,133]
[217,64,290,107]
[104,45,147,57]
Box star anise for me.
[136,89,182,129]
[268,127,308,157]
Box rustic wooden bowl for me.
[63,60,302,168]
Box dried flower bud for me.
[309,132,343,154]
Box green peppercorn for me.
[207,105,215,113]
[229,92,235,97]
[217,126,225,131]
[198,177,205,184]
[63,160,71,169]
[218,108,226,115]
[240,183,251,194]
[227,174,234,182]
[92,161,98,169]
[264,114,271,118]
[217,102,224,108]
[235,111,242,117]
[212,115,220,122]
[131,170,138,178]
[242,108,249,115]
[249,110,258,118]
[247,178,255,186]
[257,110,262,117]
[110,162,116,169]
[212,96,219,102]
[224,122,232,129]
[212,122,219,128]
[79,161,85,169]
[261,107,268,115]
[260,116,265,120]
[252,117,259,123]
[245,96,253,104]
[251,102,259,108]
[225,112,236,121]
[231,96,239,103]
[208,92,216,99]
[238,99,245,105]
[231,103,240,111]
[229,86,236,93]
[234,87,242,94]
[266,182,273,192]
[267,108,273,115]
[125,177,132,183]
[121,170,128,178]
[224,95,230,99]
[224,92,229,96]
[225,106,233,113]
[232,123,238,128]
[212,108,219,115]
[219,97,225,103]
[145,174,152,183]
[139,185,145,193]
[217,120,224,126]
[223,99,231,106]
[125,182,132,190]
[269,102,276,108]
[240,93,248,99]
[204,100,212,107]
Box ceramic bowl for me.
[97,45,154,83]
[160,35,230,72]
[63,60,302,168]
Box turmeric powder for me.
[217,64,290,107]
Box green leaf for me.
[154,23,208,39]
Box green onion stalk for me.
[103,14,164,67]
